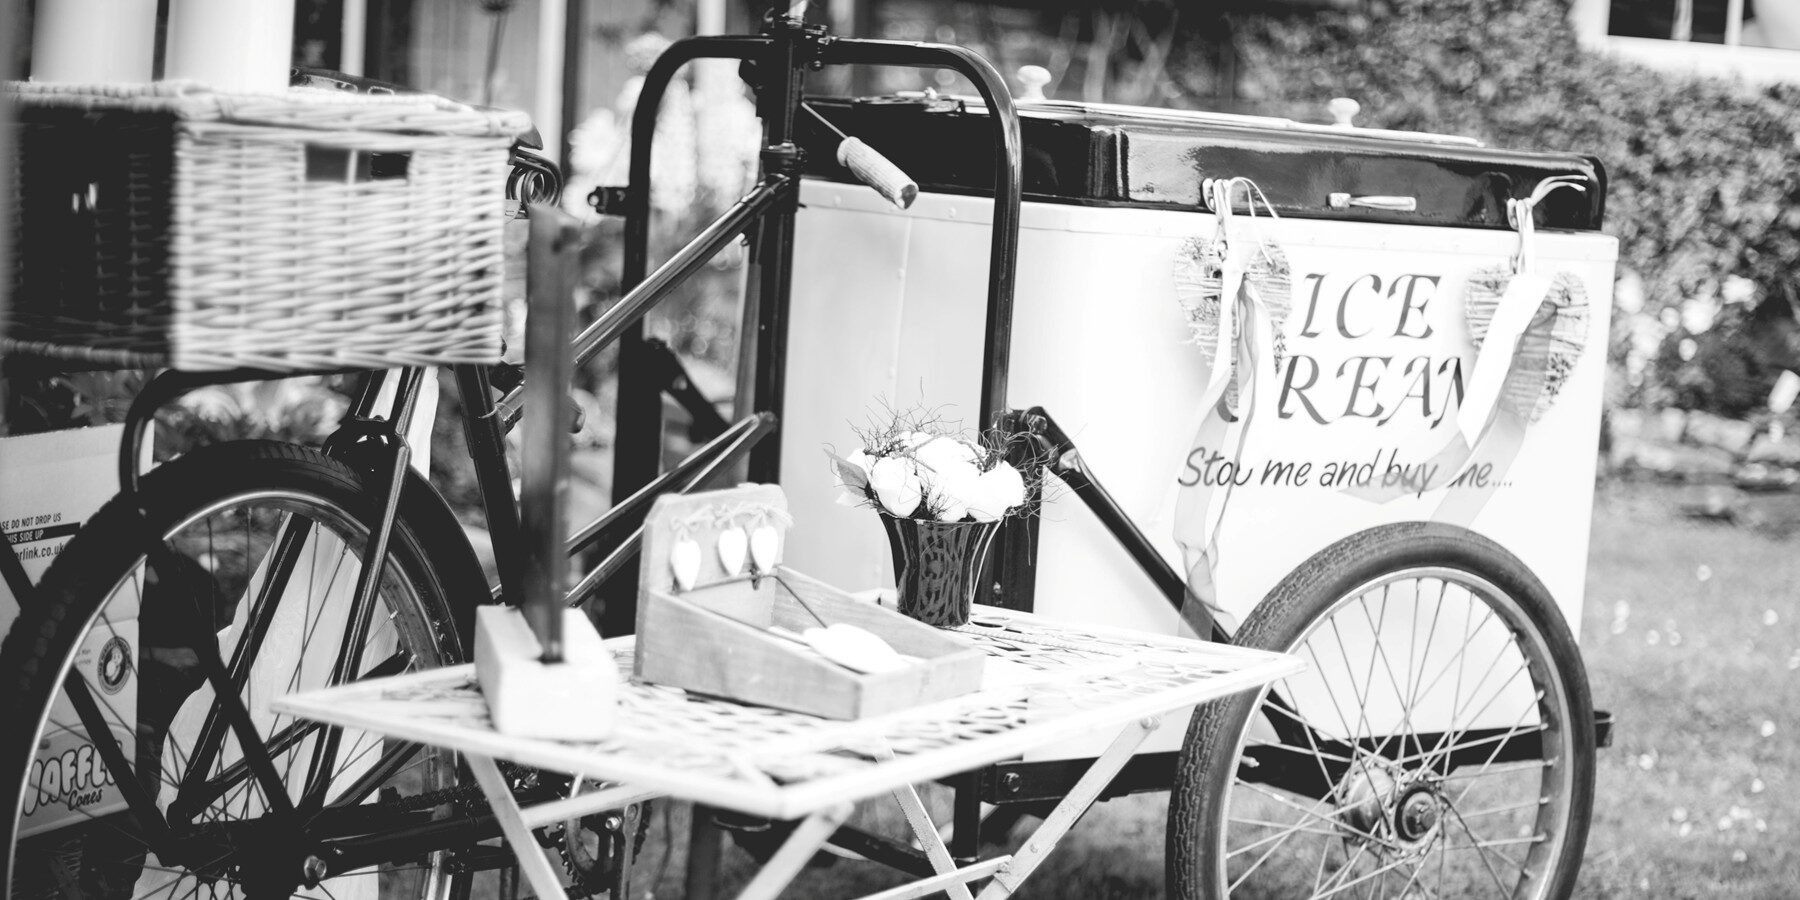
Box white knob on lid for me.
[1017,65,1052,101]
[1328,97,1361,128]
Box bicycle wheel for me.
[1168,522,1595,900]
[0,440,487,899]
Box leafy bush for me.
[1223,0,1800,413]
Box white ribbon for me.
[1174,178,1284,632]
[1447,177,1587,477]
[1348,176,1587,503]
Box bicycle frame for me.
[2,12,1023,883]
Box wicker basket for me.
[3,81,531,372]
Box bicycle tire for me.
[0,440,488,899]
[1167,522,1596,900]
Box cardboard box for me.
[1,425,140,837]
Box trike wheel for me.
[0,441,485,899]
[1168,522,1595,900]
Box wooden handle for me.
[837,137,918,210]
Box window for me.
[1606,0,1800,51]
[1571,0,1800,83]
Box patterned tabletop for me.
[274,606,1303,819]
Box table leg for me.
[951,772,982,865]
[686,806,726,900]
[977,716,1161,899]
[733,804,853,900]
[466,753,569,900]
[890,785,975,900]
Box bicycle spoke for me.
[1329,616,1380,752]
[1253,675,1359,814]
[1228,810,1346,894]
[1418,675,1536,778]
[1304,643,1368,750]
[1446,803,1517,898]
[1424,647,1527,768]
[1360,589,1427,761]
[1316,852,1419,900]
[1310,832,1335,896]
[1236,780,1393,847]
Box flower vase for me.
[879,513,1002,627]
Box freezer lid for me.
[799,96,1606,231]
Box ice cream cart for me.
[0,8,1612,897]
[744,55,1615,899]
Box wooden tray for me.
[635,485,983,720]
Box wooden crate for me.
[636,485,984,720]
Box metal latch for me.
[1328,193,1417,212]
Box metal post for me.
[744,16,811,483]
[521,207,585,660]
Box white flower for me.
[914,436,982,474]
[967,462,1025,521]
[868,456,924,517]
[927,458,984,522]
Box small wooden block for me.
[475,605,618,740]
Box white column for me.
[31,0,158,82]
[536,0,568,163]
[341,0,367,75]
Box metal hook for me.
[1506,176,1587,230]
[1508,176,1586,274]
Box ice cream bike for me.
[1,7,1612,899]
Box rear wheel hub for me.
[1395,786,1442,844]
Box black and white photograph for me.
[0,0,1797,896]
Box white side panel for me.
[783,180,1616,755]
[783,198,917,592]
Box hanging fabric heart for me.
[1463,266,1589,423]
[1347,175,1591,506]
[670,530,701,592]
[743,504,791,587]
[749,524,780,575]
[716,524,748,576]
[1171,177,1289,637]
[1173,196,1292,409]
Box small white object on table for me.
[275,605,1303,900]
[474,605,619,740]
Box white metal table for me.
[275,606,1302,900]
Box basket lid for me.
[4,80,533,139]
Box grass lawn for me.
[617,481,1797,898]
